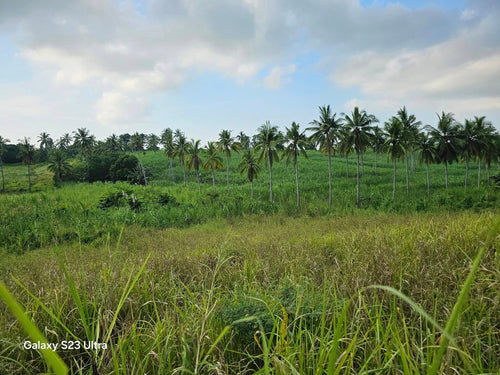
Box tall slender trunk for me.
[28,164,32,193]
[269,157,273,202]
[169,158,174,182]
[251,180,254,199]
[196,169,201,193]
[361,152,364,177]
[328,149,332,208]
[465,154,469,187]
[374,153,378,175]
[477,159,481,187]
[295,153,300,207]
[226,154,230,191]
[405,153,409,195]
[356,150,360,208]
[137,152,148,186]
[445,161,448,188]
[211,169,216,192]
[393,158,396,199]
[426,162,430,197]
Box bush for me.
[87,153,122,182]
[109,154,139,182]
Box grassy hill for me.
[0,151,499,373]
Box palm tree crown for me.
[238,150,261,199]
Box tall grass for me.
[1,212,498,373]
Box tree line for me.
[0,106,499,206]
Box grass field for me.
[0,151,499,374]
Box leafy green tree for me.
[343,107,378,208]
[18,138,36,193]
[109,154,139,182]
[0,136,9,192]
[417,133,437,197]
[186,139,204,193]
[73,128,95,160]
[282,122,308,207]
[130,132,148,185]
[382,117,405,199]
[307,105,342,208]
[255,121,283,202]
[238,150,261,199]
[47,149,71,185]
[174,129,189,187]
[397,107,421,194]
[203,142,223,192]
[161,128,175,181]
[427,112,461,188]
[217,130,241,191]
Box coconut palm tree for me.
[57,133,72,151]
[459,119,482,188]
[343,107,378,208]
[174,129,189,187]
[217,130,241,191]
[161,128,175,181]
[307,105,342,208]
[382,117,405,199]
[426,112,461,189]
[397,107,421,194]
[472,116,495,186]
[371,126,385,175]
[237,131,251,149]
[337,127,353,178]
[255,121,283,202]
[186,139,204,193]
[130,132,148,185]
[282,122,308,207]
[73,128,95,160]
[104,134,121,152]
[37,132,53,150]
[48,149,71,185]
[18,138,36,193]
[417,133,437,197]
[238,150,261,199]
[0,136,9,193]
[147,134,160,152]
[203,142,223,192]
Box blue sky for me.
[0,0,498,145]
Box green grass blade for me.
[0,281,68,375]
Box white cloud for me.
[333,3,500,116]
[263,64,296,89]
[95,91,150,125]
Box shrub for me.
[109,154,139,182]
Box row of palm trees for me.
[1,106,498,206]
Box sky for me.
[0,0,499,145]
